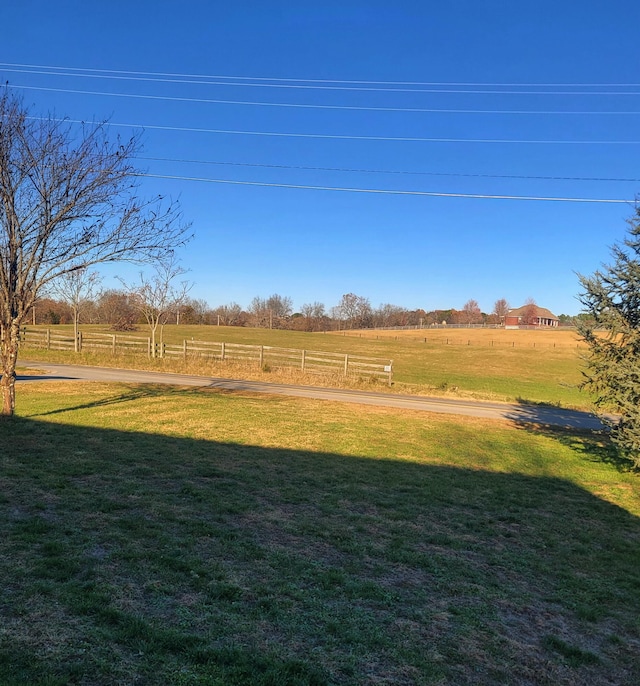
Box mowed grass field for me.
[2,380,640,685]
[22,325,589,409]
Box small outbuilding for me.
[504,305,559,328]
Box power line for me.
[137,155,640,183]
[3,61,640,88]
[137,172,634,203]
[4,65,640,95]
[29,117,640,145]
[10,83,640,116]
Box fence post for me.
[301,349,306,372]
[112,334,116,354]
[183,340,187,360]
[221,341,225,361]
[344,354,349,377]
[46,329,51,349]
[388,360,393,387]
[259,345,264,368]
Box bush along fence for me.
[20,328,394,385]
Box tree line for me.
[30,289,576,333]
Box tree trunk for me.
[1,321,20,416]
[73,308,80,353]
[1,370,16,416]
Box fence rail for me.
[20,328,393,384]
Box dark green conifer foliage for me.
[578,207,640,468]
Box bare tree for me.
[249,293,293,329]
[521,298,539,326]
[374,303,407,328]
[492,298,510,325]
[50,267,102,351]
[462,299,482,325]
[337,293,372,329]
[178,297,210,325]
[300,301,326,331]
[0,91,190,414]
[95,289,139,330]
[120,256,191,358]
[212,302,244,326]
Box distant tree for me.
[373,304,408,328]
[95,289,139,330]
[578,211,640,468]
[409,309,428,327]
[521,298,539,326]
[248,294,293,329]
[120,255,191,358]
[266,294,293,322]
[212,302,244,326]
[50,268,102,351]
[300,301,326,331]
[177,297,210,325]
[31,297,72,326]
[428,309,453,325]
[493,298,510,324]
[557,313,578,327]
[337,293,372,329]
[462,299,482,325]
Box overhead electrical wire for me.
[137,156,640,183]
[136,172,634,203]
[27,117,640,145]
[12,65,639,203]
[9,84,640,115]
[3,64,640,95]
[2,61,640,90]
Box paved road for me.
[18,360,606,431]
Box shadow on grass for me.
[511,419,633,473]
[505,398,606,431]
[2,416,640,685]
[23,384,187,418]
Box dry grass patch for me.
[337,327,584,348]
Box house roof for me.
[507,305,558,321]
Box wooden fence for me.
[20,328,393,384]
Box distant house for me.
[504,305,559,328]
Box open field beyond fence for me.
[333,326,585,348]
[18,325,590,409]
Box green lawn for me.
[1,381,639,685]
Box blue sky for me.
[4,0,640,315]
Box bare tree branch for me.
[0,91,192,414]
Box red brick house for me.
[504,305,559,328]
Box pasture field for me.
[1,381,639,685]
[21,325,590,409]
